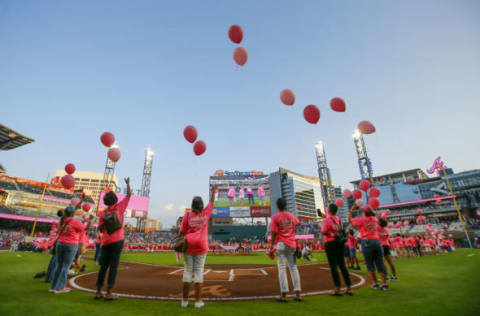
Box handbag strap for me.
[53,217,70,245]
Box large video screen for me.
[98,192,149,218]
[209,170,271,214]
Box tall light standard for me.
[315,141,334,209]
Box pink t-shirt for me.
[228,187,235,198]
[247,187,253,195]
[377,226,389,246]
[347,235,357,249]
[321,216,341,243]
[257,186,265,197]
[57,217,85,245]
[180,203,213,255]
[407,237,416,247]
[351,216,379,240]
[99,196,130,246]
[270,211,299,249]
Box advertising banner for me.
[211,207,230,218]
[230,207,251,217]
[250,206,271,217]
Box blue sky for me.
[1,0,479,227]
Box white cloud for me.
[163,203,174,212]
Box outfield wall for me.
[211,225,267,242]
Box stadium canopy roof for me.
[0,124,34,151]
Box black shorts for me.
[344,245,351,258]
[382,245,391,257]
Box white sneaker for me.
[194,301,204,308]
[181,300,188,308]
[49,289,56,293]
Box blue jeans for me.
[361,239,386,274]
[50,242,78,290]
[94,242,102,263]
[45,255,57,283]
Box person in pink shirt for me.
[238,186,245,205]
[347,230,360,270]
[247,186,254,205]
[349,205,388,290]
[227,185,235,206]
[50,195,87,294]
[257,185,266,206]
[378,219,397,280]
[321,204,352,296]
[269,198,302,302]
[95,177,131,301]
[179,185,217,308]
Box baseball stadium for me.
[2,1,480,316]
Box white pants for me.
[276,242,301,293]
[183,253,207,283]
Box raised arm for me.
[348,205,357,223]
[209,185,218,204]
[125,177,132,198]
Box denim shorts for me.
[361,239,387,273]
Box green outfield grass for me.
[0,250,479,316]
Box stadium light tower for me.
[141,147,154,197]
[103,142,118,190]
[137,147,154,232]
[352,129,374,181]
[315,141,334,208]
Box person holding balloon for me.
[95,177,132,301]
[349,205,388,290]
[179,185,217,308]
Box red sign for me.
[250,206,271,217]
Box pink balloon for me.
[368,197,380,209]
[360,180,371,191]
[342,189,352,198]
[108,148,121,162]
[100,132,115,147]
[427,223,432,227]
[355,199,363,207]
[395,222,402,228]
[65,163,76,175]
[71,197,80,207]
[387,223,393,228]
[404,220,410,226]
[416,209,423,215]
[280,89,295,106]
[330,97,346,112]
[434,194,439,199]
[358,121,376,135]
[448,234,453,238]
[384,210,391,216]
[193,140,207,156]
[303,105,321,124]
[183,125,198,143]
[378,211,383,217]
[436,199,442,204]
[335,198,344,207]
[369,187,380,198]
[82,203,91,212]
[228,25,243,44]
[352,190,362,200]
[233,47,248,66]
[61,175,75,189]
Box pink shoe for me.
[55,288,71,294]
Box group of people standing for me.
[45,177,132,301]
